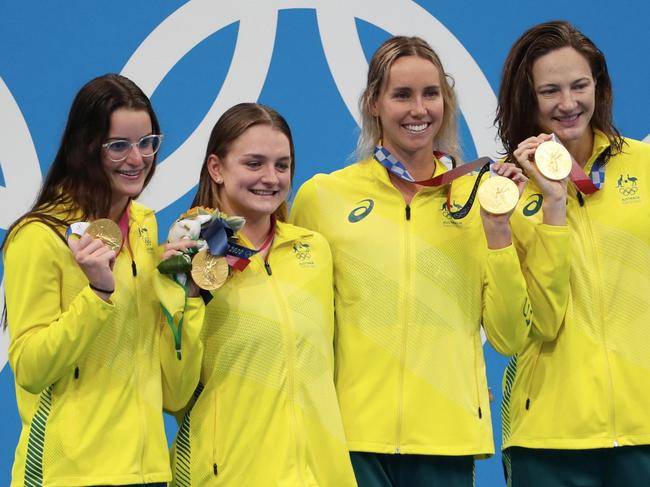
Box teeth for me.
[118,170,141,176]
[251,190,275,196]
[404,123,428,133]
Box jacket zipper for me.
[573,189,618,445]
[395,203,412,453]
[265,247,307,484]
[126,221,148,476]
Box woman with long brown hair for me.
[3,74,204,487]
[497,21,650,486]
[168,102,357,486]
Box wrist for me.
[542,200,567,226]
[89,282,114,301]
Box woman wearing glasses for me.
[3,74,205,487]
[496,21,650,486]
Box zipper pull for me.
[405,204,411,221]
[131,259,137,276]
[213,463,218,476]
[576,191,585,207]
[74,366,80,379]
[264,261,272,276]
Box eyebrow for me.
[105,133,153,141]
[536,77,591,88]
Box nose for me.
[558,89,578,112]
[410,95,427,116]
[125,144,145,165]
[260,164,280,185]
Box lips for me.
[249,189,278,196]
[553,113,582,125]
[403,122,431,133]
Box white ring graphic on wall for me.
[124,0,499,211]
[0,77,42,229]
[1,0,500,369]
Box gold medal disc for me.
[191,251,229,290]
[535,141,572,180]
[478,175,520,215]
[86,218,123,252]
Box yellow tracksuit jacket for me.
[4,200,204,486]
[290,156,556,457]
[169,221,357,486]
[503,131,650,450]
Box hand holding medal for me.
[513,133,569,225]
[66,218,122,297]
[157,207,247,291]
[477,162,527,215]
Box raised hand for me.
[68,233,116,300]
[514,133,568,225]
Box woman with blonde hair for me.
[291,35,564,486]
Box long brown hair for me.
[356,35,460,161]
[4,73,160,245]
[192,103,295,222]
[495,20,623,161]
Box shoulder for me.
[4,218,66,260]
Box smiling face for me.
[533,46,596,147]
[207,124,291,224]
[371,55,444,165]
[101,108,154,215]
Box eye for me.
[539,88,558,96]
[573,82,589,91]
[245,160,262,168]
[107,140,130,152]
[276,161,290,172]
[392,90,410,100]
[424,87,440,98]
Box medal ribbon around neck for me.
[203,216,274,271]
[374,145,493,219]
[551,134,607,195]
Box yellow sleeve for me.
[290,177,321,233]
[5,223,113,394]
[513,223,571,341]
[155,271,206,412]
[482,244,532,356]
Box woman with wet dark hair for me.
[497,21,650,486]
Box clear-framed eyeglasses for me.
[102,134,164,162]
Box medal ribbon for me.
[202,215,275,271]
[551,134,607,195]
[374,145,493,219]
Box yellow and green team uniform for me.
[503,132,650,480]
[4,200,205,487]
[290,156,564,458]
[169,221,357,486]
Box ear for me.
[207,154,224,184]
[370,98,379,117]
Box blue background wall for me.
[1,1,648,484]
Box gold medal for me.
[191,250,229,290]
[478,175,520,215]
[535,141,572,180]
[86,218,123,252]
